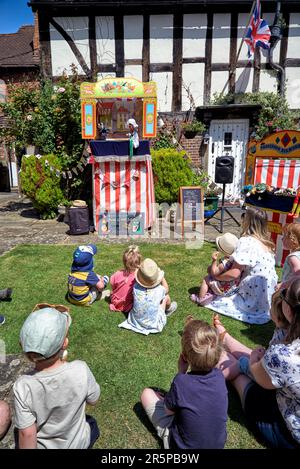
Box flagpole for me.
[219,0,257,97]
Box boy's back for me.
[14,360,100,449]
[165,368,228,449]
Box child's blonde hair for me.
[241,207,275,251]
[181,315,222,372]
[283,223,300,251]
[270,289,289,329]
[123,245,141,272]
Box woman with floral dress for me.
[215,277,300,448]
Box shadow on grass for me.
[188,287,199,296]
[133,402,162,448]
[239,322,274,347]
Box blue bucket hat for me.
[71,244,97,272]
[20,307,71,359]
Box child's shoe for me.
[190,292,214,306]
[165,301,177,316]
[0,288,12,300]
[0,315,5,325]
[103,276,109,288]
[100,289,111,300]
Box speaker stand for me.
[204,184,241,233]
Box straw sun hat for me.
[215,233,239,256]
[135,258,164,289]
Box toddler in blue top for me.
[67,244,109,306]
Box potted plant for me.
[191,168,220,217]
[203,185,221,218]
[181,119,206,139]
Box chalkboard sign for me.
[179,186,204,237]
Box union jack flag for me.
[244,0,271,57]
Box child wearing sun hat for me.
[118,258,177,335]
[67,244,109,306]
[190,232,240,306]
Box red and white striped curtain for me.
[93,157,155,232]
[254,158,300,266]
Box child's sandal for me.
[212,313,227,342]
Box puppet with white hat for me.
[126,118,139,155]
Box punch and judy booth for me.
[244,131,300,266]
[80,77,157,235]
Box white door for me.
[208,119,249,199]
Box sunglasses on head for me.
[279,289,294,309]
[33,303,72,325]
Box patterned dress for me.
[206,236,278,324]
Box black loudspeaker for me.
[215,156,234,184]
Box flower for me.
[57,87,65,93]
[26,114,32,121]
[266,121,273,126]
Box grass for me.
[0,242,278,449]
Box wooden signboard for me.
[179,186,204,238]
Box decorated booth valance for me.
[90,140,150,159]
[80,77,157,140]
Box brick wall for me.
[156,112,203,167]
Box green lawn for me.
[0,243,277,449]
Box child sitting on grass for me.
[190,232,240,306]
[109,245,142,313]
[13,304,100,449]
[118,258,177,335]
[280,223,300,287]
[67,244,109,306]
[140,315,228,448]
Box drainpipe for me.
[268,1,285,97]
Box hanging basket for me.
[183,130,198,139]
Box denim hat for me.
[20,307,71,359]
[71,244,97,272]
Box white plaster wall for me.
[211,14,231,64]
[124,65,143,81]
[182,14,206,58]
[150,72,172,112]
[287,13,300,58]
[50,17,90,76]
[235,67,254,93]
[150,15,173,63]
[124,16,143,59]
[182,63,204,110]
[211,71,229,96]
[259,70,278,93]
[286,68,300,109]
[238,13,253,62]
[96,16,115,64]
[97,72,116,79]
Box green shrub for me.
[20,154,65,219]
[151,148,194,204]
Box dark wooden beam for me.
[149,63,173,72]
[49,17,91,77]
[284,58,300,67]
[96,64,116,73]
[142,14,150,82]
[89,15,97,79]
[172,13,183,111]
[204,12,213,105]
[114,15,124,77]
[252,48,260,92]
[229,11,238,93]
[125,59,143,66]
[38,12,52,78]
[182,57,206,64]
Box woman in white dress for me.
[206,207,278,324]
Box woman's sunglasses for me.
[279,289,294,309]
